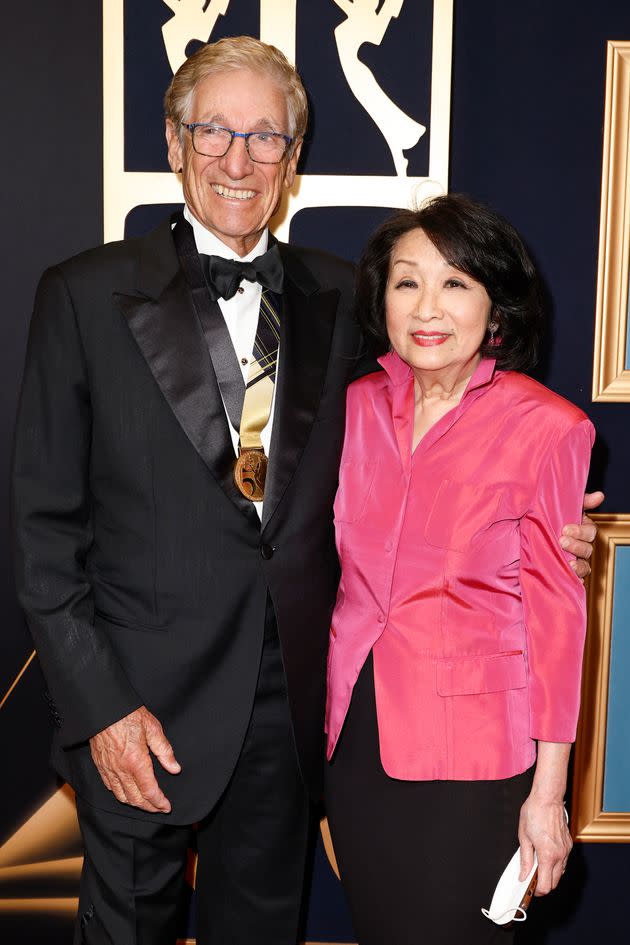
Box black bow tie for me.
[199,244,284,301]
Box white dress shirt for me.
[183,206,278,520]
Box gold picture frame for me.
[572,514,630,841]
[592,41,630,402]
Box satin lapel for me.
[114,247,259,528]
[262,262,339,530]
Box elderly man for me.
[12,36,598,945]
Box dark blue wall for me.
[1,2,629,942]
[448,5,630,942]
[450,2,630,513]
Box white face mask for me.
[481,848,538,926]
[481,806,569,926]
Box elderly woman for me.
[324,194,594,945]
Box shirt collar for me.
[183,204,268,261]
[377,349,498,393]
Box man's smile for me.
[211,183,257,200]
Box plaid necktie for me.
[234,289,281,500]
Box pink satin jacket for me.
[325,354,594,781]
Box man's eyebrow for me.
[195,113,284,131]
[252,117,283,131]
[195,112,227,124]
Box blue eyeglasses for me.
[182,122,293,164]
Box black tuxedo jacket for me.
[12,217,369,824]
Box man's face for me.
[166,68,301,257]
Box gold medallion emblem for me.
[234,448,268,501]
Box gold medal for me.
[234,447,268,501]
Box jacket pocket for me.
[94,609,168,633]
[436,650,526,697]
[333,459,377,524]
[425,479,503,552]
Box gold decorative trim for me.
[0,784,80,872]
[0,650,36,711]
[0,856,82,884]
[572,514,630,841]
[320,815,341,880]
[592,41,630,401]
[0,897,78,915]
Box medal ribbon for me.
[171,212,280,500]
[239,288,280,451]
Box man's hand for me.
[89,706,181,813]
[561,491,604,580]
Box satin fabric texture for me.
[325,353,595,781]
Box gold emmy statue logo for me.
[103,0,453,243]
[333,0,426,176]
[162,0,231,74]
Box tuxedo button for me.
[260,543,275,560]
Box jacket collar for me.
[115,218,337,531]
[262,240,338,529]
[377,349,497,394]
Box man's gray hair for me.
[164,35,308,149]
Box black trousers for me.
[325,653,535,945]
[74,604,310,945]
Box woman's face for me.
[385,228,493,381]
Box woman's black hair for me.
[355,193,543,372]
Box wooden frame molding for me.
[592,41,630,401]
[572,514,630,841]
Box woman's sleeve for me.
[519,417,595,743]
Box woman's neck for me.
[411,354,481,451]
[412,354,481,407]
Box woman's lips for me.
[411,332,450,347]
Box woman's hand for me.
[518,794,572,895]
[517,741,573,895]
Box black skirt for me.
[324,652,535,945]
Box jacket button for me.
[260,543,275,560]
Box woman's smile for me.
[411,330,451,346]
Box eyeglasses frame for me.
[181,121,293,164]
